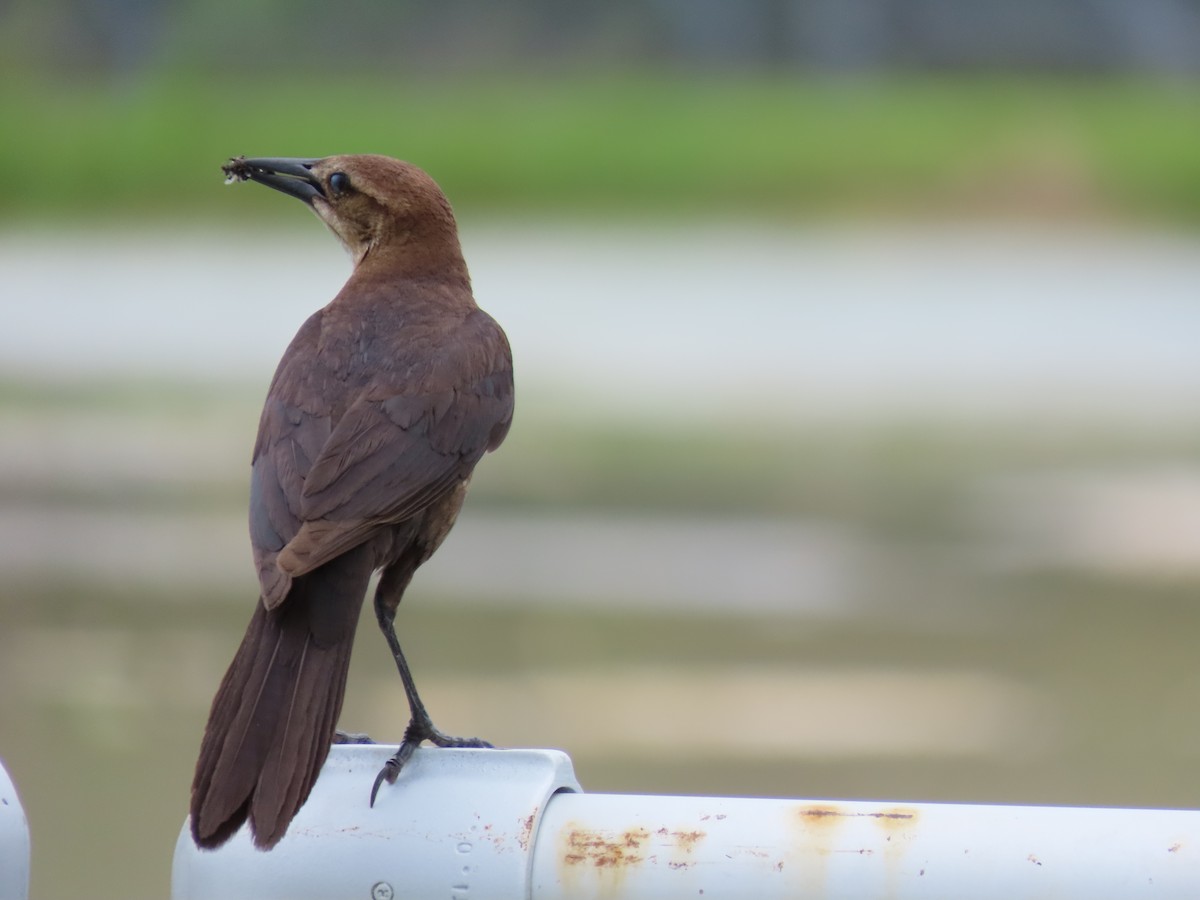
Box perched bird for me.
[190,155,514,850]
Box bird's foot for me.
[368,718,493,806]
[333,730,375,745]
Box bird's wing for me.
[249,394,332,556]
[248,312,335,604]
[276,356,513,579]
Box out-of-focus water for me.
[2,222,1199,899]
[4,222,1200,420]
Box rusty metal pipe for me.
[531,791,1199,899]
[173,745,1200,899]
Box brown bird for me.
[190,155,513,850]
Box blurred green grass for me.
[2,74,1199,221]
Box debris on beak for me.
[222,156,254,185]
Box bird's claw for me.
[369,755,403,807]
[368,724,494,807]
[369,735,419,807]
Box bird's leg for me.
[369,574,491,806]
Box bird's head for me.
[222,154,464,274]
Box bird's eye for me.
[329,172,351,195]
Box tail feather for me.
[191,544,372,850]
[251,633,341,844]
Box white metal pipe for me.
[531,791,1200,899]
[0,758,30,900]
[172,745,582,900]
[172,745,1200,899]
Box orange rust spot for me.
[562,826,652,870]
[794,804,844,861]
[798,804,846,826]
[798,804,916,829]
[866,807,918,836]
[670,829,707,853]
[518,811,536,851]
[596,853,643,868]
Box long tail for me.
[190,544,372,850]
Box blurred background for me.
[2,1,1200,897]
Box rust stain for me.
[874,808,916,820]
[561,825,651,870]
[670,829,707,853]
[871,807,918,830]
[798,804,846,825]
[796,804,917,832]
[793,802,919,893]
[518,810,537,852]
[876,807,918,899]
[792,804,842,891]
[793,804,847,862]
[797,804,916,826]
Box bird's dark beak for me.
[222,157,325,204]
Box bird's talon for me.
[369,773,383,807]
[368,739,417,807]
[369,757,404,807]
